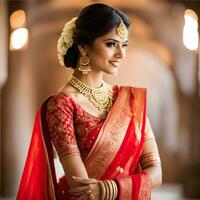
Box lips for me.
[109,61,120,68]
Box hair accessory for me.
[113,11,128,41]
[78,55,91,74]
[57,17,77,67]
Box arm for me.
[115,117,162,200]
[45,95,89,188]
[141,117,162,188]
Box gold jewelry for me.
[87,189,94,200]
[113,11,128,42]
[107,180,114,200]
[68,75,113,112]
[99,180,118,200]
[78,55,91,74]
[104,181,110,200]
[110,180,118,199]
[99,181,106,200]
[140,152,161,169]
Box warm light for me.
[183,9,199,51]
[10,28,29,50]
[10,10,26,29]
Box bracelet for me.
[110,180,118,199]
[107,180,113,200]
[140,152,161,169]
[99,180,118,200]
[99,181,106,200]
[105,181,110,200]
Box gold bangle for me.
[142,160,161,168]
[110,180,117,199]
[110,180,115,200]
[104,180,110,200]
[140,153,161,166]
[99,181,106,200]
[107,180,114,200]
[112,180,118,199]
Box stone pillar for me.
[1,1,79,197]
[183,57,200,198]
[0,0,8,195]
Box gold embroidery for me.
[59,144,80,161]
[120,177,132,200]
[85,104,131,178]
[84,87,146,179]
[132,88,146,142]
[139,174,152,200]
[46,95,78,160]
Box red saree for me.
[17,86,152,200]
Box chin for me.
[105,69,118,75]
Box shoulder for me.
[45,83,77,104]
[118,85,147,94]
[45,92,75,113]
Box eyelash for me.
[105,42,116,47]
[105,42,128,48]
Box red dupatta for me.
[17,86,151,200]
[84,86,151,199]
[17,98,57,200]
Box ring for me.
[86,190,94,199]
[89,193,95,200]
[87,189,92,194]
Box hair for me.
[64,3,131,69]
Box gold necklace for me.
[68,75,113,112]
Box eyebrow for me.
[104,38,128,43]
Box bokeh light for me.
[183,9,199,51]
[10,28,29,50]
[10,10,26,29]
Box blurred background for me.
[0,0,200,199]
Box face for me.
[82,27,129,75]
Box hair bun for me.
[64,44,79,69]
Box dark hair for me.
[64,3,131,69]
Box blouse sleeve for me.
[45,94,80,162]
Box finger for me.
[72,177,98,184]
[70,189,88,196]
[70,190,86,196]
[69,185,90,193]
[75,193,88,200]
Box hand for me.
[69,176,101,200]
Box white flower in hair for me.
[57,17,77,66]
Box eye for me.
[105,42,116,47]
[122,43,128,48]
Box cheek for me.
[89,45,114,65]
[100,48,114,61]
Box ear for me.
[77,45,87,56]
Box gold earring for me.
[78,55,91,75]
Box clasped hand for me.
[70,176,101,200]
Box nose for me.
[115,43,126,59]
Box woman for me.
[17,3,162,200]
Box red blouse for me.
[45,85,154,163]
[45,85,119,161]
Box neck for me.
[73,68,103,89]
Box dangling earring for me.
[78,55,91,75]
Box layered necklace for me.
[68,75,113,112]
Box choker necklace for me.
[68,75,113,112]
